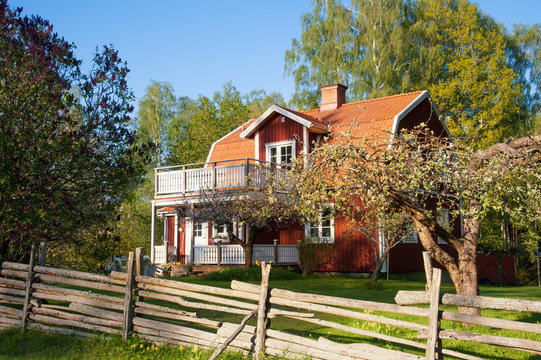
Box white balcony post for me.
[150,201,156,263]
[181,165,186,194]
[303,126,309,168]
[154,169,158,196]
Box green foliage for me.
[285,0,540,147]
[167,82,250,165]
[201,266,300,282]
[137,81,178,167]
[0,3,147,263]
[296,236,337,275]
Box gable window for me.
[305,207,334,243]
[437,209,450,244]
[266,140,295,165]
[403,223,418,244]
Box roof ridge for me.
[299,90,426,114]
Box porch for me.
[153,244,299,266]
[154,158,284,198]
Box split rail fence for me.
[0,247,540,359]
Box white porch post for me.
[150,201,156,263]
[303,126,309,168]
[174,213,179,261]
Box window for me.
[213,223,228,236]
[305,207,335,243]
[266,140,295,165]
[194,222,203,237]
[437,209,450,244]
[403,223,418,244]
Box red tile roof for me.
[207,91,426,163]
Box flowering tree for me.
[186,186,302,268]
[0,2,147,262]
[293,128,541,314]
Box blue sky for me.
[10,0,541,106]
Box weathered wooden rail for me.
[0,248,540,359]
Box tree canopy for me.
[285,0,540,148]
[0,2,147,262]
[292,129,541,313]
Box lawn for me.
[1,271,540,359]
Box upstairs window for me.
[266,140,295,165]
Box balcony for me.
[154,158,284,198]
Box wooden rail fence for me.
[0,248,540,359]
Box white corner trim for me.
[254,131,260,160]
[205,121,252,163]
[240,104,314,138]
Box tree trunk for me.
[243,228,256,268]
[370,247,389,283]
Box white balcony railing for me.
[155,158,284,196]
[191,244,299,265]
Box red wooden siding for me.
[259,114,304,161]
[398,98,445,137]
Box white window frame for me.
[304,206,335,243]
[213,222,228,237]
[403,223,418,244]
[437,209,450,244]
[265,140,296,165]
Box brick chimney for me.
[320,84,348,111]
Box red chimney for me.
[320,84,348,111]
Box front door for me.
[193,221,208,246]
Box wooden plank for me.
[287,316,483,360]
[135,275,260,301]
[0,287,25,297]
[132,316,217,341]
[436,329,541,354]
[318,337,422,360]
[230,280,428,318]
[31,307,122,328]
[22,244,35,331]
[395,291,541,313]
[32,283,123,304]
[0,277,26,289]
[137,289,252,315]
[28,322,94,338]
[0,304,23,319]
[209,310,256,360]
[122,251,134,340]
[0,269,27,279]
[35,274,125,294]
[134,301,196,317]
[134,307,221,328]
[231,281,425,331]
[255,263,271,360]
[69,303,122,321]
[0,293,24,304]
[29,313,121,334]
[425,268,442,360]
[32,292,124,311]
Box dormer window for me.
[266,140,295,165]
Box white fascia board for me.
[205,121,251,164]
[388,90,452,148]
[240,104,313,138]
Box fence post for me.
[255,262,272,360]
[273,239,279,264]
[212,162,217,189]
[135,247,144,276]
[39,241,46,267]
[21,244,36,331]
[423,251,433,291]
[122,251,135,340]
[426,268,442,360]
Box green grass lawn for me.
[1,271,540,359]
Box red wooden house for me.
[150,84,516,283]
